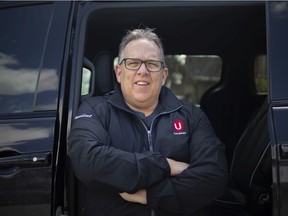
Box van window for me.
[0,4,52,113]
[165,55,222,105]
[254,55,268,94]
[82,55,222,104]
[81,67,92,95]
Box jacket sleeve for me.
[147,108,228,214]
[68,99,170,193]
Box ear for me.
[161,67,169,86]
[115,64,121,83]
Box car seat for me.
[211,98,272,216]
[92,50,115,96]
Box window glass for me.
[165,55,222,105]
[81,67,92,95]
[85,54,266,101]
[107,55,221,105]
[254,55,268,93]
[0,4,52,113]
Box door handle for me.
[0,149,51,176]
[280,143,288,159]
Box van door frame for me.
[266,1,288,216]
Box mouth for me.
[135,81,149,86]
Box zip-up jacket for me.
[68,84,228,216]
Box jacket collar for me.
[108,83,183,113]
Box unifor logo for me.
[173,120,184,132]
[75,114,92,119]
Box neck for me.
[126,101,158,116]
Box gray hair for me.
[118,28,165,64]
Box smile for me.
[135,81,149,86]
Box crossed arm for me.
[69,100,227,213]
[119,158,189,204]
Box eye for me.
[126,59,141,69]
[147,61,159,67]
[146,61,161,70]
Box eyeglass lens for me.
[125,59,162,72]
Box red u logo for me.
[173,120,184,132]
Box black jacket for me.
[68,84,228,216]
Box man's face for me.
[115,39,168,114]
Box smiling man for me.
[68,28,228,216]
[115,36,168,116]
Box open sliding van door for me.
[267,2,288,216]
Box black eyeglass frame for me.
[119,58,165,72]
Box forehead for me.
[123,39,160,58]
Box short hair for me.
[118,28,165,64]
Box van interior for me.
[67,1,270,216]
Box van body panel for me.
[0,1,71,216]
[1,1,288,215]
[267,1,288,216]
[267,2,288,102]
[0,116,55,216]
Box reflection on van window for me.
[254,55,268,93]
[81,67,91,95]
[165,55,222,105]
[0,53,38,113]
[0,4,52,114]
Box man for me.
[68,28,227,216]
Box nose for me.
[137,62,149,74]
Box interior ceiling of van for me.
[84,1,266,58]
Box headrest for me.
[93,50,115,96]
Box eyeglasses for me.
[119,58,164,72]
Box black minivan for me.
[0,1,287,216]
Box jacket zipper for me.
[134,106,183,216]
[141,105,183,151]
[137,111,169,151]
[147,130,153,151]
[141,122,156,216]
[149,132,154,216]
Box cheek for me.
[119,72,133,86]
[116,71,125,83]
[155,74,166,86]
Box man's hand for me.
[166,158,189,176]
[119,189,147,204]
[119,159,189,204]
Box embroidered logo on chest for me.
[173,120,187,135]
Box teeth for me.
[136,81,148,85]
